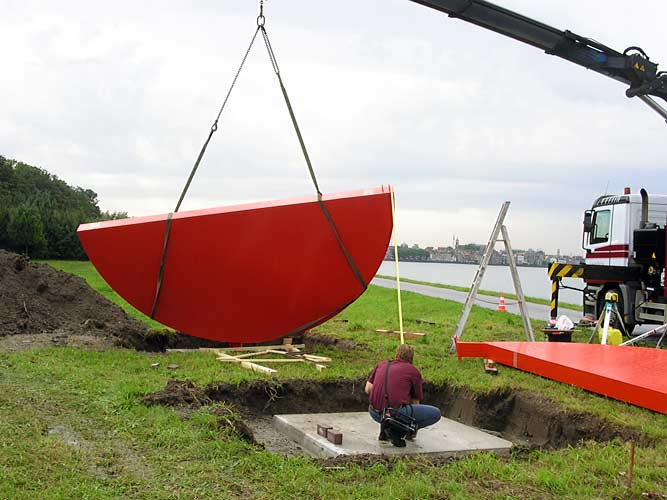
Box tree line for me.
[0,156,126,259]
[396,245,430,261]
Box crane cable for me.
[151,1,366,319]
[258,10,367,293]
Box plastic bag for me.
[555,315,574,331]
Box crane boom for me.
[409,0,667,122]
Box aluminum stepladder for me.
[450,201,535,352]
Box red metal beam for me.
[455,339,667,414]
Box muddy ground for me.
[0,250,230,351]
[142,378,649,462]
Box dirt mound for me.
[143,380,211,408]
[0,250,151,345]
[0,250,226,351]
[303,331,357,351]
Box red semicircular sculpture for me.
[77,186,393,343]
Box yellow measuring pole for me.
[390,186,405,345]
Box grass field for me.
[1,261,665,499]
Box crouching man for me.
[365,344,441,446]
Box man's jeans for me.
[369,404,441,429]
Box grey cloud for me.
[2,0,665,255]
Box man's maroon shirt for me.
[367,359,423,410]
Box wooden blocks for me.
[216,351,278,375]
[210,344,331,375]
[167,341,332,375]
[483,358,499,375]
[316,424,343,444]
[326,429,343,445]
[415,318,436,325]
[317,424,332,437]
[375,329,426,340]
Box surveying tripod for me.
[588,291,628,345]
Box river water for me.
[377,261,583,306]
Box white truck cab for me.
[585,192,667,267]
[582,189,667,329]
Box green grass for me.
[377,274,583,311]
[0,261,664,499]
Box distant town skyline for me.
[387,241,583,267]
[418,234,583,257]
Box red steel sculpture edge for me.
[454,339,667,414]
[78,186,393,344]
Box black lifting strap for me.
[150,5,367,319]
[150,26,262,319]
[383,360,393,412]
[259,25,368,293]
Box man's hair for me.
[395,344,414,363]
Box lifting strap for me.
[383,360,393,411]
[151,2,366,319]
[150,24,261,319]
[258,19,368,294]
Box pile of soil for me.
[143,380,211,408]
[0,250,150,347]
[0,250,224,351]
[302,331,358,351]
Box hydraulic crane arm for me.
[409,0,667,122]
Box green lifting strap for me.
[150,3,367,320]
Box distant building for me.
[384,240,583,266]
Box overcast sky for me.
[3,0,666,255]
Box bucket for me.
[546,331,572,342]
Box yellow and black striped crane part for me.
[548,263,585,280]
[548,263,585,318]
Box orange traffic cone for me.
[497,293,507,312]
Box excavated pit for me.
[143,378,649,461]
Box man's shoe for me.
[405,429,417,441]
[378,430,389,442]
[390,435,407,448]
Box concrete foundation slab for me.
[273,412,512,458]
